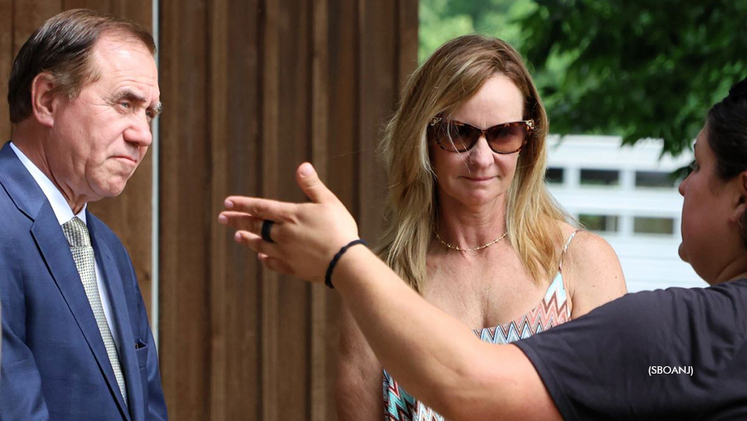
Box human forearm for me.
[333,247,538,420]
[336,307,384,421]
[219,164,559,420]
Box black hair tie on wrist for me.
[325,239,367,289]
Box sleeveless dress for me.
[383,231,579,421]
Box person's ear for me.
[732,171,747,223]
[30,72,59,127]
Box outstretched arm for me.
[219,163,561,421]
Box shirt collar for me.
[10,141,87,225]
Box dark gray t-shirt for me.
[515,279,747,420]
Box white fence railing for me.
[545,135,704,292]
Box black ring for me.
[261,220,275,243]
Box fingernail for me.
[299,163,312,177]
[225,199,234,209]
[234,232,242,242]
[218,214,227,224]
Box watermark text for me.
[648,366,693,376]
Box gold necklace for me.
[434,230,508,252]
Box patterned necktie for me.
[62,217,128,404]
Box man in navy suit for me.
[0,9,168,420]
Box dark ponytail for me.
[707,77,747,246]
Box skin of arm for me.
[563,231,628,318]
[219,163,562,421]
[336,305,384,421]
[333,246,562,421]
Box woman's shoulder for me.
[554,221,628,318]
[555,222,616,263]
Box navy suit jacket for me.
[0,142,168,420]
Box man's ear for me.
[30,72,59,127]
[732,171,747,223]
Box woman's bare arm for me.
[563,231,628,318]
[336,305,384,421]
[219,163,562,421]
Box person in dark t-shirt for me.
[219,78,747,420]
[516,280,747,420]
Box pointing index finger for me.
[223,196,295,222]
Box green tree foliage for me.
[420,0,747,156]
[419,0,536,62]
[520,0,747,155]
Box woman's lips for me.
[463,176,495,182]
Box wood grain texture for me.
[209,0,264,420]
[158,0,211,419]
[155,0,417,419]
[261,1,281,419]
[275,1,313,420]
[357,0,398,242]
[12,0,60,53]
[310,0,330,419]
[0,0,12,141]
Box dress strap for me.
[558,229,581,273]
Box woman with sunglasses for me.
[344,34,626,420]
[220,77,747,420]
[322,34,626,421]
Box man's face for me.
[47,33,160,204]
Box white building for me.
[545,135,704,292]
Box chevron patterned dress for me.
[383,232,578,421]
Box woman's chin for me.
[677,242,689,263]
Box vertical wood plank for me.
[12,0,61,54]
[0,0,12,141]
[310,0,330,419]
[357,0,397,242]
[62,0,110,12]
[261,0,280,419]
[158,0,211,419]
[108,0,150,29]
[274,0,313,419]
[210,0,264,420]
[398,0,419,86]
[208,0,229,420]
[326,0,359,215]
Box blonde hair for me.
[378,34,572,292]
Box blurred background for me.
[1,0,745,419]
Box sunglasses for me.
[428,117,534,154]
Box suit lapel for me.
[89,217,139,421]
[0,142,45,219]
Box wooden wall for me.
[1,1,418,419]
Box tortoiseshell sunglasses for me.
[428,117,534,154]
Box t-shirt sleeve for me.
[514,285,747,420]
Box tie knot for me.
[62,217,91,247]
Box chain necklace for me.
[434,230,508,252]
